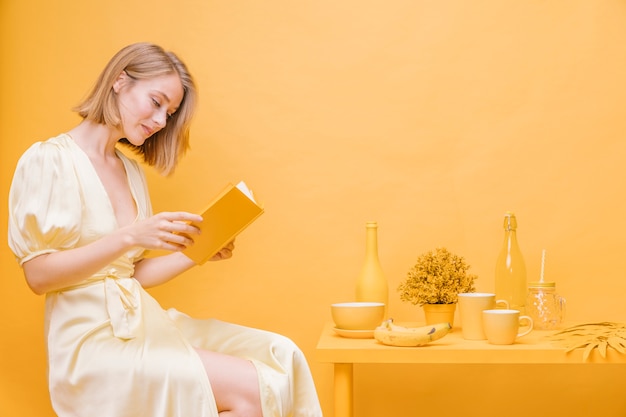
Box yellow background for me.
[2,1,626,416]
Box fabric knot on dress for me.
[103,268,142,340]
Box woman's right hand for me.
[121,211,203,252]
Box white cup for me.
[482,309,533,345]
[458,293,509,340]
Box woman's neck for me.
[67,120,121,159]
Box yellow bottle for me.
[495,212,527,313]
[355,221,389,316]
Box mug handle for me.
[517,315,533,338]
[495,299,509,309]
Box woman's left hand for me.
[210,240,235,261]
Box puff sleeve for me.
[8,140,83,265]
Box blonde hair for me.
[74,42,197,176]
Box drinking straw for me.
[540,249,546,282]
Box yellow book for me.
[183,181,264,265]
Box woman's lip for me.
[142,125,153,136]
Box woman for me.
[8,42,322,417]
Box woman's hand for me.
[134,236,235,288]
[210,240,235,261]
[120,211,203,252]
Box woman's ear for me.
[112,70,129,93]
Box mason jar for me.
[526,282,565,330]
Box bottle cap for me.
[503,212,517,230]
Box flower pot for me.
[423,303,456,327]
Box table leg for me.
[333,363,353,417]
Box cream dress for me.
[8,134,323,417]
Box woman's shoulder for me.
[20,133,75,159]
[29,132,73,147]
[13,134,82,182]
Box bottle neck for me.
[502,214,518,243]
[365,223,379,259]
[502,229,519,253]
[504,228,517,239]
[503,212,518,231]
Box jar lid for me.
[528,281,555,288]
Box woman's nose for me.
[154,111,167,129]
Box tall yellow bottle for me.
[355,221,389,316]
[495,212,527,313]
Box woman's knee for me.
[194,348,263,417]
[268,333,305,366]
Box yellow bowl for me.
[331,302,385,330]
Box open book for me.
[182,181,264,265]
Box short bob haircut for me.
[74,42,197,176]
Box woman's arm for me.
[22,212,202,295]
[133,252,196,288]
[134,241,235,288]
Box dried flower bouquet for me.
[398,247,477,306]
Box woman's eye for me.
[152,98,161,108]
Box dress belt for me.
[60,268,142,340]
[103,269,142,340]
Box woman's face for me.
[114,72,184,145]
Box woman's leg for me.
[194,347,263,417]
[167,310,323,416]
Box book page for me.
[236,180,257,202]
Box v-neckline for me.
[64,133,139,229]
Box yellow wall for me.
[2,1,626,416]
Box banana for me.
[374,319,452,347]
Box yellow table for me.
[315,322,626,417]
